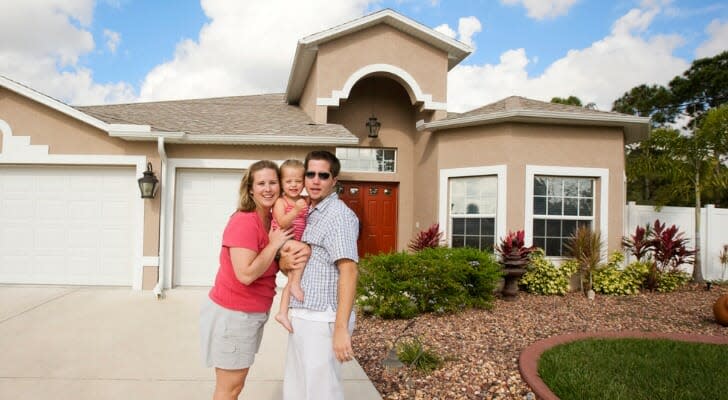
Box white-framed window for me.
[439,165,507,252]
[449,176,497,251]
[532,176,594,256]
[525,166,609,258]
[336,147,396,172]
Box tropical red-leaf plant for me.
[408,223,443,252]
[622,223,655,261]
[494,230,536,267]
[649,219,696,272]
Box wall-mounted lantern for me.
[137,162,159,199]
[366,116,381,138]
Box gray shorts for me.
[199,297,268,370]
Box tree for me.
[613,52,728,282]
[669,51,728,127]
[612,84,678,127]
[551,95,583,107]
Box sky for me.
[0,0,726,113]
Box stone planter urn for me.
[495,230,535,301]
[501,264,527,301]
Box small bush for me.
[656,270,691,293]
[520,250,578,295]
[397,337,443,372]
[408,223,444,252]
[593,254,649,295]
[357,247,502,319]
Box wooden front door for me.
[338,181,398,257]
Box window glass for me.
[449,175,497,251]
[532,175,595,256]
[336,147,396,172]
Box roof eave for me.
[109,131,360,146]
[418,110,651,143]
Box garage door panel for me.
[70,201,100,219]
[173,169,242,286]
[3,199,33,218]
[0,166,136,286]
[37,200,67,219]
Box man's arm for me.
[278,240,311,274]
[333,258,358,362]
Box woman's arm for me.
[230,226,293,285]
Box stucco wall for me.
[316,24,448,106]
[328,76,432,250]
[435,123,626,252]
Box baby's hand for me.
[294,198,307,210]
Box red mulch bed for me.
[352,283,728,399]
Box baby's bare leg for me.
[288,267,305,302]
[275,285,293,333]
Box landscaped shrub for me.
[356,247,502,319]
[408,223,444,252]
[565,226,602,294]
[592,253,649,295]
[656,270,691,293]
[397,337,443,372]
[520,249,578,295]
[622,219,695,292]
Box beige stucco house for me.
[0,9,649,292]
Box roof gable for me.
[285,9,472,104]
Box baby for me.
[273,159,309,333]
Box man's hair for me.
[304,150,341,177]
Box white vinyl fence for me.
[625,202,728,281]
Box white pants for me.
[282,316,354,400]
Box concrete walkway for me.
[0,285,381,399]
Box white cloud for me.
[434,23,456,38]
[695,19,728,58]
[433,17,481,49]
[0,0,136,105]
[447,3,690,112]
[138,0,373,101]
[500,0,578,20]
[456,16,481,48]
[104,29,121,54]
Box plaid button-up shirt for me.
[290,192,359,312]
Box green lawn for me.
[538,338,728,400]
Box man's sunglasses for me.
[305,171,332,180]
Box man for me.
[280,150,359,400]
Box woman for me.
[199,160,294,400]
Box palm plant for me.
[565,226,602,295]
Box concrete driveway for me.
[0,285,381,399]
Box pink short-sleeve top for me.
[208,211,278,312]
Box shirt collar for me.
[311,191,339,213]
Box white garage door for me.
[0,165,137,285]
[173,169,244,286]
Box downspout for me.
[153,136,168,299]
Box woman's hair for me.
[237,160,280,212]
[280,159,305,176]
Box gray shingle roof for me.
[450,96,622,120]
[421,95,650,143]
[75,94,354,139]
